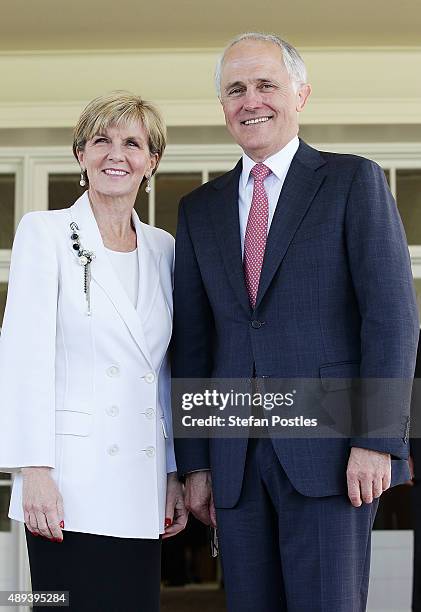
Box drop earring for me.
[145,175,152,194]
[79,169,86,187]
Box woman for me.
[0,91,187,611]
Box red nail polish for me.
[59,520,65,529]
[165,518,173,528]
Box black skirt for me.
[25,526,161,612]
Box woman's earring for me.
[79,169,86,187]
[145,175,152,194]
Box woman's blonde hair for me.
[73,91,167,181]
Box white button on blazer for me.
[0,192,176,539]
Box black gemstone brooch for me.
[70,222,96,316]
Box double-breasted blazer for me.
[0,192,176,539]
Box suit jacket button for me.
[251,320,262,329]
[108,444,119,456]
[145,446,155,458]
[145,408,155,419]
[106,405,119,417]
[107,365,120,377]
[145,372,156,383]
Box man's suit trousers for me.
[216,438,378,612]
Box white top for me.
[238,136,300,255]
[105,247,139,307]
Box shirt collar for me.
[240,136,300,191]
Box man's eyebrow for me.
[224,81,245,92]
[224,77,276,92]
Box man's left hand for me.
[346,447,391,507]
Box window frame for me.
[0,140,421,599]
[0,159,23,283]
[0,141,420,273]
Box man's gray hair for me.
[215,32,308,97]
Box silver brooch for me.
[70,222,96,316]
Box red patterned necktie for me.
[243,163,271,309]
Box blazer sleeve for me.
[159,352,177,473]
[345,158,419,458]
[158,233,177,473]
[0,212,59,471]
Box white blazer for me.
[0,192,176,539]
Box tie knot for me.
[251,163,271,182]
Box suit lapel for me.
[132,213,161,327]
[210,160,251,316]
[255,141,327,309]
[69,192,154,368]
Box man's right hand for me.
[185,470,217,527]
[22,467,64,541]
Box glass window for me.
[396,169,421,245]
[209,171,226,181]
[0,487,11,532]
[0,174,15,249]
[0,283,8,327]
[155,173,202,236]
[373,484,411,530]
[48,174,83,210]
[414,279,421,321]
[49,173,150,225]
[0,285,11,533]
[134,187,149,225]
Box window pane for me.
[49,174,149,225]
[0,474,11,480]
[134,187,149,224]
[373,484,411,530]
[0,174,15,249]
[396,169,421,245]
[0,283,8,327]
[209,171,226,181]
[0,487,11,532]
[414,279,421,321]
[155,173,202,237]
[48,174,83,210]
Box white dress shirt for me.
[239,136,300,255]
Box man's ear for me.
[296,84,312,113]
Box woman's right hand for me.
[22,467,64,541]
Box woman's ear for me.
[76,148,85,169]
[149,153,159,175]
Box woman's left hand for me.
[163,472,188,539]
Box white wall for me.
[0,48,420,128]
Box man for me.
[172,32,419,611]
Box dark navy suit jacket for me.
[172,140,419,508]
